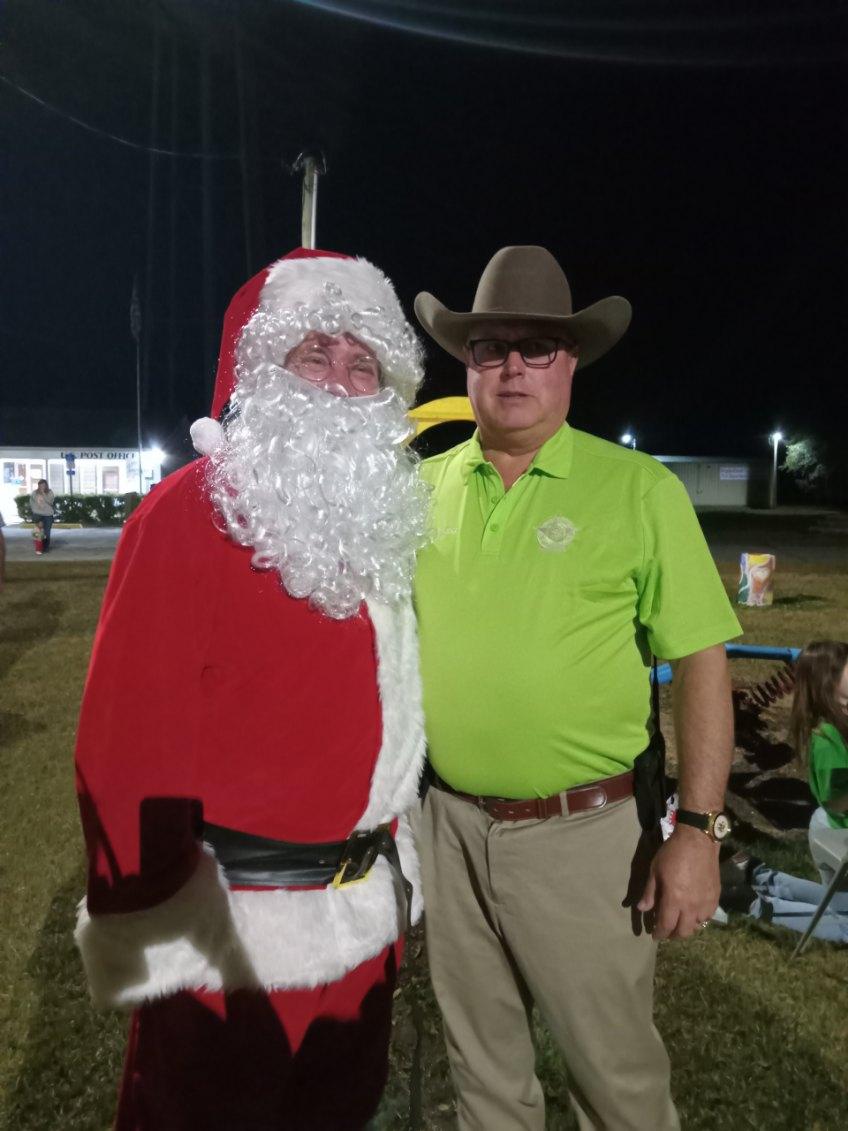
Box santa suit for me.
[74,250,426,1130]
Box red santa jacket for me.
[75,459,425,1007]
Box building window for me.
[101,465,120,493]
[28,463,45,492]
[80,463,97,494]
[48,461,65,495]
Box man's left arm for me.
[637,642,734,940]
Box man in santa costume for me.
[74,248,429,1130]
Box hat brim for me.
[413,292,632,370]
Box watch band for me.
[676,808,732,842]
[676,809,710,832]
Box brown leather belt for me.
[432,769,634,822]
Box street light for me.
[620,432,636,450]
[769,431,783,509]
[140,446,166,493]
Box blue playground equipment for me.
[652,643,801,686]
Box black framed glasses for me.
[467,337,575,370]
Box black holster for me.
[633,733,668,834]
[633,658,669,833]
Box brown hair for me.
[788,640,848,763]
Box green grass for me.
[2,560,848,1129]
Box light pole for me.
[143,446,166,491]
[620,432,636,450]
[130,277,143,494]
[769,431,783,509]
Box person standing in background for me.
[30,480,55,552]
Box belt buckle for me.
[332,828,383,890]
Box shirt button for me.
[490,522,500,532]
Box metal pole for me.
[199,32,216,406]
[130,276,143,494]
[167,34,179,415]
[234,12,253,275]
[142,0,161,414]
[302,156,318,248]
[290,150,326,249]
[136,338,144,495]
[769,435,779,509]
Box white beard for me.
[208,365,430,620]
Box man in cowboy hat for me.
[413,246,741,1130]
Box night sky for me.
[2,0,845,464]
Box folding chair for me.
[791,826,848,958]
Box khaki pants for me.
[419,787,679,1131]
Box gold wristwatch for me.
[676,809,732,843]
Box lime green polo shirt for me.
[415,423,742,797]
[809,723,848,830]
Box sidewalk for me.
[3,526,121,562]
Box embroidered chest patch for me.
[536,515,578,553]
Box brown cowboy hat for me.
[414,245,632,369]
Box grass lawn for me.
[1,558,847,1129]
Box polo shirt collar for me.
[529,423,573,479]
[461,422,573,482]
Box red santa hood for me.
[190,247,423,457]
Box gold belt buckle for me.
[331,826,388,890]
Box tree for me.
[780,435,829,494]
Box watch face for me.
[712,813,732,841]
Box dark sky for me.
[2,0,845,460]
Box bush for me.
[122,492,143,520]
[13,493,140,526]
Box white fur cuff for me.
[76,819,421,1009]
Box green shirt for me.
[809,722,848,830]
[415,423,742,797]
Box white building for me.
[655,455,769,508]
[0,446,163,524]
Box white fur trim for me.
[75,600,426,1009]
[190,417,225,456]
[76,820,421,1009]
[256,255,423,407]
[356,600,426,829]
[261,256,404,327]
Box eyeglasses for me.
[467,337,575,370]
[285,342,382,391]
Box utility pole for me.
[130,278,144,495]
[290,149,327,249]
[234,12,253,276]
[143,0,162,414]
[199,30,216,406]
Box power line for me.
[0,73,238,159]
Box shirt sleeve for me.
[75,478,216,915]
[811,728,848,808]
[636,474,742,660]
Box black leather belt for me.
[203,822,413,929]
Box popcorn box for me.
[737,552,775,607]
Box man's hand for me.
[637,824,720,940]
[640,642,733,940]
